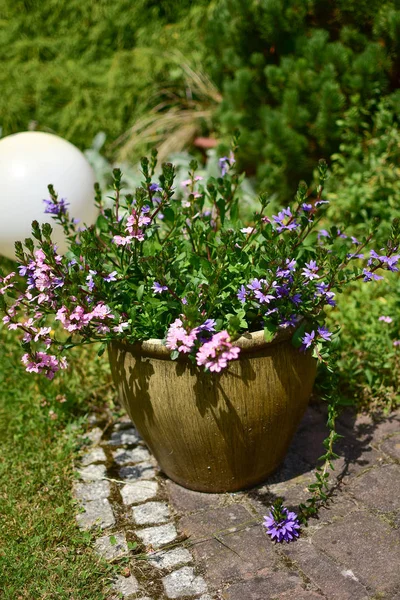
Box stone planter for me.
[108,329,317,493]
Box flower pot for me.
[108,329,317,493]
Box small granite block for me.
[132,502,171,525]
[77,463,107,481]
[73,480,110,502]
[76,498,115,530]
[113,447,151,465]
[108,428,141,446]
[81,447,107,466]
[162,566,208,598]
[148,547,193,570]
[84,427,103,444]
[111,574,139,596]
[94,532,128,560]
[135,523,178,549]
[119,462,156,481]
[120,481,159,505]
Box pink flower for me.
[90,303,114,320]
[166,318,198,354]
[379,316,393,324]
[113,235,133,246]
[196,331,240,372]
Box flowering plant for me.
[1,137,399,381]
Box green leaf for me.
[291,322,306,348]
[97,343,106,357]
[55,507,65,514]
[127,541,138,550]
[264,322,277,343]
[109,535,117,546]
[136,285,145,302]
[170,350,179,361]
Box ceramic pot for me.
[108,329,317,492]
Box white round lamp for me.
[0,131,98,260]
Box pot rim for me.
[111,324,299,359]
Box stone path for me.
[73,405,400,599]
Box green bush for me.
[201,0,400,198]
[0,0,208,152]
[326,93,400,241]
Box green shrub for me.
[326,93,400,241]
[201,0,400,198]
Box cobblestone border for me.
[73,414,212,600]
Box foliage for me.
[326,93,400,242]
[1,145,399,380]
[328,275,400,413]
[0,294,114,598]
[4,0,400,202]
[0,0,211,156]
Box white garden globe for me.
[0,131,98,260]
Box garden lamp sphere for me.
[0,131,97,260]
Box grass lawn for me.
[0,321,115,599]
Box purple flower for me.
[263,500,300,543]
[301,330,315,349]
[302,203,313,212]
[393,340,400,347]
[351,236,360,245]
[199,319,216,332]
[280,315,298,328]
[315,199,329,206]
[237,285,247,303]
[149,183,162,193]
[276,259,296,278]
[302,260,319,281]
[290,293,302,306]
[152,281,168,294]
[254,290,275,304]
[318,229,330,240]
[104,271,118,282]
[317,326,332,342]
[247,278,264,291]
[272,208,299,233]
[363,269,384,282]
[43,197,69,215]
[219,152,235,176]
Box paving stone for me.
[350,463,400,514]
[135,523,178,549]
[94,532,128,560]
[81,447,107,466]
[198,595,213,600]
[108,428,141,446]
[162,566,208,598]
[111,574,139,596]
[312,509,400,596]
[282,537,369,599]
[166,480,227,514]
[339,410,400,442]
[120,481,159,505]
[221,570,304,600]
[179,505,276,587]
[84,427,103,444]
[119,462,156,481]
[76,498,115,530]
[381,433,400,461]
[132,501,171,525]
[148,547,193,570]
[77,463,107,482]
[73,480,111,502]
[113,446,151,465]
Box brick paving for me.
[73,406,400,599]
